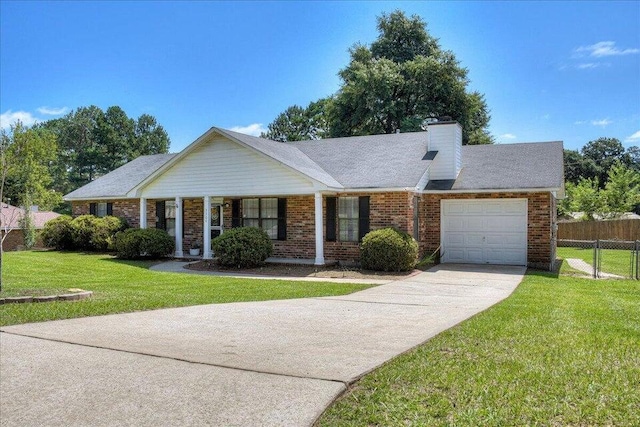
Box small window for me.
[165,201,176,237]
[97,202,108,218]
[338,197,359,242]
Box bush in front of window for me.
[40,215,75,250]
[91,216,129,251]
[212,227,273,268]
[115,228,175,259]
[360,228,418,272]
[70,215,100,250]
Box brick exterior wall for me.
[71,190,555,269]
[419,192,554,269]
[73,200,141,228]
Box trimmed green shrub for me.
[71,215,99,250]
[115,228,174,259]
[40,215,74,250]
[360,228,418,272]
[212,227,273,268]
[91,216,129,251]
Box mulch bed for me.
[186,260,428,280]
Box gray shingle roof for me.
[64,128,564,200]
[64,154,176,199]
[425,141,564,191]
[289,132,433,188]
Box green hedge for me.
[212,227,273,268]
[360,228,418,272]
[115,228,175,259]
[40,215,75,250]
[40,214,129,252]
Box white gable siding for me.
[428,123,463,180]
[140,137,317,198]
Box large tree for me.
[40,105,171,194]
[3,122,61,210]
[264,11,493,144]
[261,99,331,142]
[563,137,638,187]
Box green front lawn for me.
[0,251,372,326]
[318,271,640,426]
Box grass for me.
[318,270,640,426]
[557,246,636,277]
[0,251,372,326]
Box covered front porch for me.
[138,193,327,265]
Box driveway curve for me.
[1,264,524,426]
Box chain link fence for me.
[557,239,639,280]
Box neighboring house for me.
[0,204,61,251]
[64,121,564,270]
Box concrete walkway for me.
[0,264,525,427]
[565,258,623,279]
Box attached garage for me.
[440,199,527,266]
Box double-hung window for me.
[96,202,108,218]
[326,196,369,243]
[338,197,359,242]
[242,198,282,239]
[90,202,112,217]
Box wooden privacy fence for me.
[558,219,640,241]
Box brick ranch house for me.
[64,122,564,270]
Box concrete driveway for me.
[0,264,524,426]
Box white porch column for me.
[175,196,183,257]
[203,196,212,259]
[139,198,147,229]
[140,197,147,228]
[314,192,325,265]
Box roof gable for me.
[64,154,176,200]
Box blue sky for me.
[1,1,639,152]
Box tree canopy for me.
[39,105,170,197]
[563,137,638,188]
[1,122,61,211]
[559,161,640,219]
[262,10,493,145]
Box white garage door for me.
[441,199,527,266]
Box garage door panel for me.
[486,249,526,264]
[441,199,527,266]
[465,234,484,245]
[465,248,484,263]
[445,233,465,245]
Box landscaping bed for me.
[186,259,427,281]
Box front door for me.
[211,204,223,242]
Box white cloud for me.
[574,120,587,125]
[542,114,550,120]
[0,110,39,130]
[37,106,69,115]
[625,130,640,143]
[229,123,267,137]
[575,41,640,58]
[577,62,600,69]
[591,118,612,127]
[499,133,517,140]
